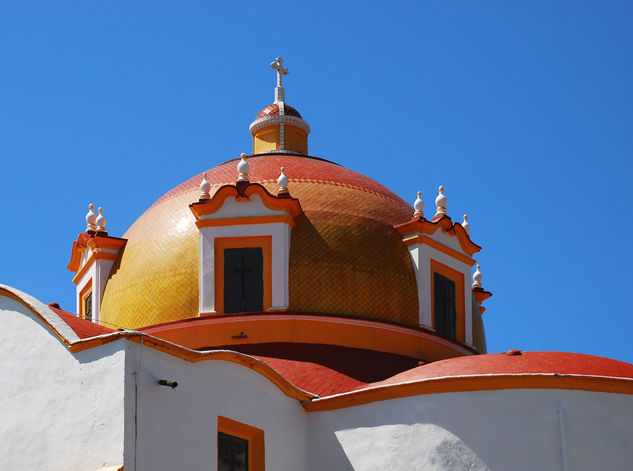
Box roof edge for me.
[302,373,633,412]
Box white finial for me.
[85,204,97,231]
[237,153,249,182]
[95,207,106,232]
[462,214,470,234]
[435,185,447,216]
[200,172,211,200]
[472,264,483,288]
[277,167,289,193]
[413,191,424,217]
[270,57,289,103]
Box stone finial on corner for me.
[199,172,211,200]
[462,214,470,234]
[277,167,289,196]
[96,207,107,233]
[413,191,424,217]
[472,264,483,289]
[435,186,447,217]
[237,153,250,183]
[86,204,97,232]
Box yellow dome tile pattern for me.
[100,155,419,329]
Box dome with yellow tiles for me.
[99,154,419,329]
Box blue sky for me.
[1,2,632,362]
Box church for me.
[2,58,633,471]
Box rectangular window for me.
[84,291,93,322]
[218,432,249,471]
[218,416,265,471]
[224,247,264,314]
[433,272,456,340]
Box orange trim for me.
[430,259,465,343]
[94,251,120,261]
[196,214,295,228]
[72,252,96,285]
[0,285,314,402]
[67,240,82,272]
[68,233,126,274]
[88,236,127,252]
[79,279,93,320]
[214,237,272,315]
[395,217,481,256]
[218,416,265,471]
[141,314,474,361]
[190,183,302,220]
[473,288,492,304]
[302,374,633,412]
[403,234,476,266]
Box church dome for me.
[256,103,303,119]
[99,154,419,329]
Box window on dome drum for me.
[223,247,264,313]
[434,272,456,340]
[218,432,249,471]
[83,292,93,322]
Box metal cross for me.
[270,57,289,88]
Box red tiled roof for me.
[256,103,303,119]
[48,304,115,339]
[371,350,633,387]
[206,346,633,396]
[207,343,421,396]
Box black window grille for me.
[224,247,264,313]
[434,272,456,340]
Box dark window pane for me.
[434,273,456,340]
[224,248,263,313]
[218,432,249,471]
[84,292,92,322]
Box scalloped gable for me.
[395,215,481,258]
[189,182,302,222]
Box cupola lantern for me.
[249,57,310,156]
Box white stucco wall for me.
[307,388,633,471]
[0,295,125,471]
[124,342,308,471]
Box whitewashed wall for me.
[124,343,308,471]
[0,295,125,471]
[307,389,633,471]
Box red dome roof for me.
[374,351,633,386]
[256,103,303,119]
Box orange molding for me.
[395,217,481,256]
[430,259,465,343]
[0,285,314,402]
[218,416,265,471]
[302,374,633,412]
[67,232,126,275]
[473,287,493,315]
[196,214,295,229]
[190,183,302,220]
[214,236,272,315]
[141,314,474,361]
[403,234,476,267]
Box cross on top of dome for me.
[270,57,289,103]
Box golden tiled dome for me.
[100,154,418,329]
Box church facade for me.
[2,58,633,471]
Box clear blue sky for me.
[2,2,632,362]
